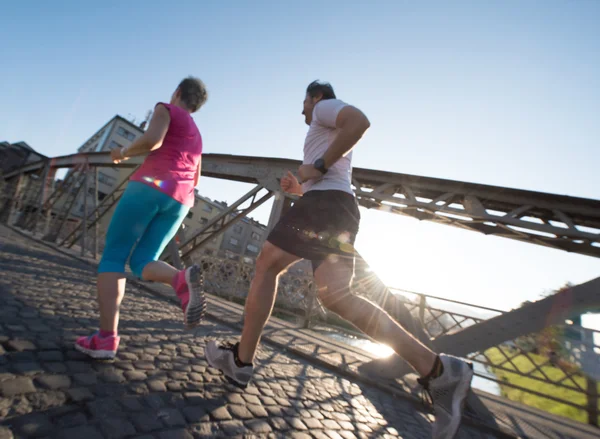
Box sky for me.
[1,1,599,327]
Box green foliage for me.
[485,347,598,424]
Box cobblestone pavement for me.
[0,226,493,439]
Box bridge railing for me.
[187,252,316,322]
[386,287,600,427]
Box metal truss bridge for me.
[2,151,600,426]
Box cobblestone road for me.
[0,226,491,439]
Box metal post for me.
[81,165,89,256]
[93,167,99,260]
[0,174,23,225]
[266,192,294,233]
[419,294,426,325]
[587,377,598,426]
[303,288,317,329]
[165,186,273,263]
[30,162,51,234]
[14,174,37,229]
[168,236,184,270]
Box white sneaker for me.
[418,354,474,439]
[205,341,253,388]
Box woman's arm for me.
[113,105,171,162]
[193,155,202,187]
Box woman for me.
[75,77,208,359]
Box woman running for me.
[75,77,208,359]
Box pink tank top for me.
[130,103,202,207]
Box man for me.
[205,80,474,438]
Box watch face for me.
[314,159,326,172]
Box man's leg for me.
[238,242,300,363]
[313,257,436,376]
[205,242,299,386]
[314,256,473,439]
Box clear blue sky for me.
[2,1,599,325]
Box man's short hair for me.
[178,77,208,112]
[306,80,336,100]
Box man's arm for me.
[321,105,370,169]
[297,104,370,183]
[119,104,171,159]
[280,170,303,196]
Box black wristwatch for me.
[313,158,328,175]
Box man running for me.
[206,80,473,438]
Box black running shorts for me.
[266,190,361,273]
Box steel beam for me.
[266,192,294,233]
[93,167,99,259]
[42,163,89,243]
[22,161,52,233]
[25,163,71,234]
[432,276,600,358]
[163,185,274,264]
[4,151,600,258]
[0,174,24,225]
[81,166,89,256]
[60,167,138,248]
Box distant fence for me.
[388,287,599,427]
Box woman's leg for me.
[128,199,188,283]
[96,182,159,332]
[75,182,159,358]
[128,199,205,328]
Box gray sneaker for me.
[205,341,253,388]
[418,354,474,439]
[183,265,206,329]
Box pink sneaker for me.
[74,332,120,359]
[172,265,206,329]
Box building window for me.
[98,172,116,186]
[251,232,261,241]
[187,211,194,219]
[246,244,259,253]
[117,127,136,141]
[108,140,123,150]
[233,225,243,234]
[200,217,208,225]
[202,204,213,213]
[229,238,239,246]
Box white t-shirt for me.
[302,99,354,195]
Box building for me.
[0,141,51,225]
[0,141,46,174]
[75,115,147,203]
[180,192,227,255]
[220,215,267,264]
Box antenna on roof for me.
[126,113,137,125]
[140,109,153,130]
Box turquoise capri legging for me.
[98,181,190,278]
